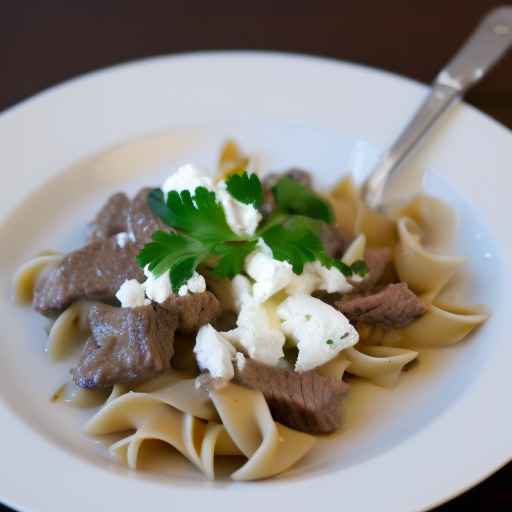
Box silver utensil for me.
[362,6,512,210]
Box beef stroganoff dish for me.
[13,140,488,481]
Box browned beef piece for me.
[87,193,130,243]
[261,168,313,216]
[161,292,221,333]
[235,358,348,434]
[336,283,426,328]
[320,223,351,258]
[126,187,170,247]
[350,247,392,291]
[33,238,144,316]
[72,302,178,388]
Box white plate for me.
[0,52,511,512]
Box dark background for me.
[1,2,510,511]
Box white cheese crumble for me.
[142,266,172,304]
[178,271,207,297]
[277,294,359,372]
[161,163,214,196]
[161,165,261,238]
[194,324,236,380]
[116,279,149,308]
[231,274,253,312]
[245,240,352,302]
[244,243,293,303]
[224,300,285,366]
[312,261,353,294]
[142,266,206,303]
[115,232,134,249]
[216,180,261,237]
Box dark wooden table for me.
[1,2,510,511]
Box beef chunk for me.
[161,292,221,333]
[72,302,178,388]
[261,168,313,216]
[33,237,144,316]
[263,168,312,190]
[320,223,351,258]
[235,358,348,434]
[87,193,130,243]
[350,247,392,291]
[126,187,169,247]
[336,283,426,328]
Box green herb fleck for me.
[225,172,263,207]
[326,339,334,345]
[351,259,369,277]
[271,176,334,223]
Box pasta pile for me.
[13,143,488,480]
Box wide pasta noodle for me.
[316,354,351,380]
[394,217,464,296]
[86,381,315,481]
[343,346,418,388]
[354,205,397,248]
[396,301,488,347]
[328,176,359,236]
[341,233,366,265]
[47,301,92,360]
[329,176,397,247]
[390,195,456,251]
[13,252,62,304]
[217,139,258,181]
[210,383,316,481]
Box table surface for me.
[1,2,510,511]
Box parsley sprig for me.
[271,176,334,223]
[137,171,367,292]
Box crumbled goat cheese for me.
[178,271,207,297]
[312,261,353,294]
[244,243,294,303]
[224,300,285,366]
[194,324,236,380]
[277,294,359,372]
[142,266,206,302]
[115,279,148,308]
[231,274,253,311]
[161,163,214,196]
[142,266,172,304]
[161,165,261,237]
[115,232,134,249]
[245,240,352,302]
[216,180,261,237]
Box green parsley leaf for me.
[261,218,320,274]
[136,231,207,293]
[148,187,240,247]
[166,187,238,246]
[226,172,263,207]
[140,181,367,293]
[211,240,258,278]
[351,259,369,277]
[271,176,334,223]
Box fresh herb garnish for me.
[326,339,334,346]
[136,231,207,292]
[139,172,367,291]
[271,176,334,224]
[351,259,369,277]
[225,172,263,207]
